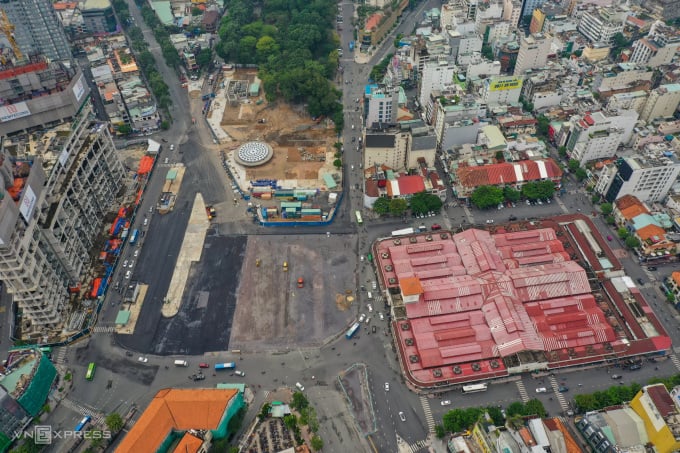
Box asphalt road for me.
[45,1,680,453]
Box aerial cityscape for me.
[0,0,680,452]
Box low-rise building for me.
[629,20,680,68]
[640,84,680,124]
[630,384,680,453]
[566,110,638,165]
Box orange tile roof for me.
[400,277,423,296]
[636,224,665,241]
[116,388,238,453]
[53,2,78,10]
[615,194,643,211]
[543,418,581,453]
[620,204,649,221]
[172,432,203,453]
[365,13,383,31]
[672,271,680,286]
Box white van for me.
[234,370,245,377]
[174,360,188,367]
[367,291,373,300]
[295,382,305,392]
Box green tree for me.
[160,120,170,130]
[505,401,525,417]
[192,6,204,15]
[105,413,125,433]
[259,402,271,420]
[575,168,587,181]
[617,228,629,239]
[558,146,567,158]
[600,202,613,215]
[503,186,521,202]
[486,406,504,426]
[524,399,546,418]
[625,236,640,249]
[291,392,309,411]
[373,197,390,215]
[568,159,580,172]
[256,36,280,60]
[196,48,213,68]
[536,115,550,137]
[310,435,324,451]
[471,185,504,209]
[389,198,408,216]
[333,158,342,168]
[283,414,298,431]
[591,194,600,204]
[606,215,616,225]
[435,424,446,438]
[410,192,443,214]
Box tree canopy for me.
[471,185,504,209]
[410,191,443,215]
[217,0,342,118]
[521,181,555,200]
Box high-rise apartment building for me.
[640,84,680,123]
[514,33,552,76]
[599,153,680,203]
[0,0,71,61]
[419,58,456,120]
[365,84,400,127]
[520,0,548,21]
[577,8,624,45]
[0,103,124,339]
[630,21,680,68]
[566,110,638,165]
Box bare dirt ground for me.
[229,234,357,350]
[220,69,336,183]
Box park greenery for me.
[216,0,343,124]
[470,182,555,209]
[573,382,642,412]
[372,192,442,216]
[439,399,545,435]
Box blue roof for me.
[632,213,661,231]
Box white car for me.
[143,218,148,226]
[535,387,547,393]
[364,316,371,324]
[170,144,175,151]
[134,250,139,257]
[295,382,305,392]
[378,312,384,321]
[123,260,128,268]
[125,270,131,279]
[129,260,135,268]
[441,400,452,406]
[384,382,390,391]
[399,411,406,422]
[138,356,148,363]
[485,219,494,224]
[359,314,366,323]
[372,281,377,290]
[367,304,373,313]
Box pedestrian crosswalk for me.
[670,354,680,372]
[61,398,105,425]
[419,396,435,433]
[92,325,116,333]
[408,439,428,452]
[53,347,68,364]
[549,376,569,412]
[516,381,529,403]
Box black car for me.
[637,278,644,285]
[648,266,657,271]
[509,215,517,221]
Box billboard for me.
[19,185,37,223]
[488,76,522,91]
[0,102,31,123]
[72,75,85,102]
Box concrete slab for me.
[162,193,209,317]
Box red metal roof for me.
[456,159,562,189]
[397,175,426,195]
[646,384,677,417]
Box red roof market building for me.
[374,215,670,388]
[454,159,563,199]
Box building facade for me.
[81,0,117,35]
[365,84,400,126]
[418,59,456,116]
[0,0,72,61]
[480,75,523,106]
[566,110,638,164]
[514,33,552,76]
[602,154,680,203]
[640,84,680,123]
[577,8,624,45]
[0,104,125,339]
[363,130,409,171]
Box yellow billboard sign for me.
[489,77,522,91]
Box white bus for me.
[391,227,414,237]
[462,383,488,394]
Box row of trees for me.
[574,382,642,412]
[372,191,443,216]
[216,0,344,126]
[470,181,555,209]
[110,0,172,128]
[567,159,588,182]
[437,399,546,437]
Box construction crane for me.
[0,9,23,64]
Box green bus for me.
[85,362,96,381]
[355,210,363,225]
[39,346,52,354]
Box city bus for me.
[39,346,52,354]
[355,210,363,225]
[129,229,139,245]
[345,322,360,339]
[462,383,488,394]
[85,362,96,381]
[74,415,91,432]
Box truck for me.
[215,362,236,370]
[206,206,216,220]
[174,360,188,367]
[349,41,355,51]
